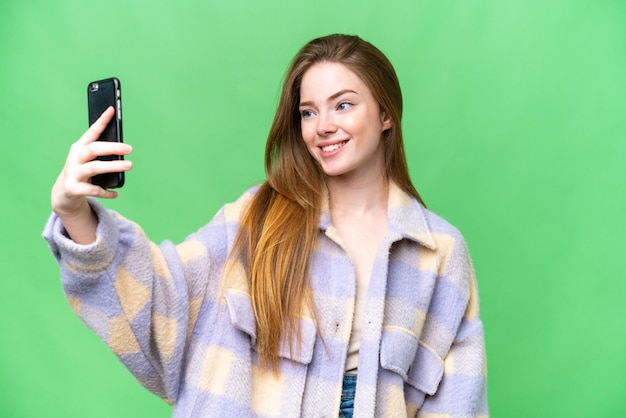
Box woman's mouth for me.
[321,140,348,153]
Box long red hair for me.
[230,34,425,369]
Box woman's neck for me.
[326,174,389,217]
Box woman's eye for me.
[337,102,352,111]
[300,109,314,119]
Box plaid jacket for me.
[44,183,488,417]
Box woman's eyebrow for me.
[299,89,357,108]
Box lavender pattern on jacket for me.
[43,183,488,417]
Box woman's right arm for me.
[45,111,227,402]
[50,106,132,244]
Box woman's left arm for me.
[419,242,488,417]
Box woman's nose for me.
[316,112,338,136]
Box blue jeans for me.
[339,374,357,418]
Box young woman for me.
[45,34,488,417]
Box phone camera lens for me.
[89,83,99,92]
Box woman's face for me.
[298,62,391,181]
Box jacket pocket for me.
[380,326,444,396]
[406,342,444,396]
[224,289,257,343]
[224,289,316,365]
[276,316,316,364]
[380,326,418,380]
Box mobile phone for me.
[87,77,125,189]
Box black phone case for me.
[87,77,124,189]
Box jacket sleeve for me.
[418,237,488,417]
[43,199,228,403]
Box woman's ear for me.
[380,110,392,132]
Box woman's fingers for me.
[65,180,120,200]
[51,115,133,215]
[77,106,116,145]
[52,158,132,214]
[69,159,133,181]
[75,140,133,165]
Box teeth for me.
[322,141,346,153]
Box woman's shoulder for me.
[419,204,465,241]
[405,196,471,257]
[389,184,467,248]
[220,184,262,222]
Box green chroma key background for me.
[1,0,625,416]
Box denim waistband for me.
[339,374,357,418]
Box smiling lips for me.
[321,140,349,154]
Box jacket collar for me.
[318,181,437,250]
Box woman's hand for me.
[51,107,133,243]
